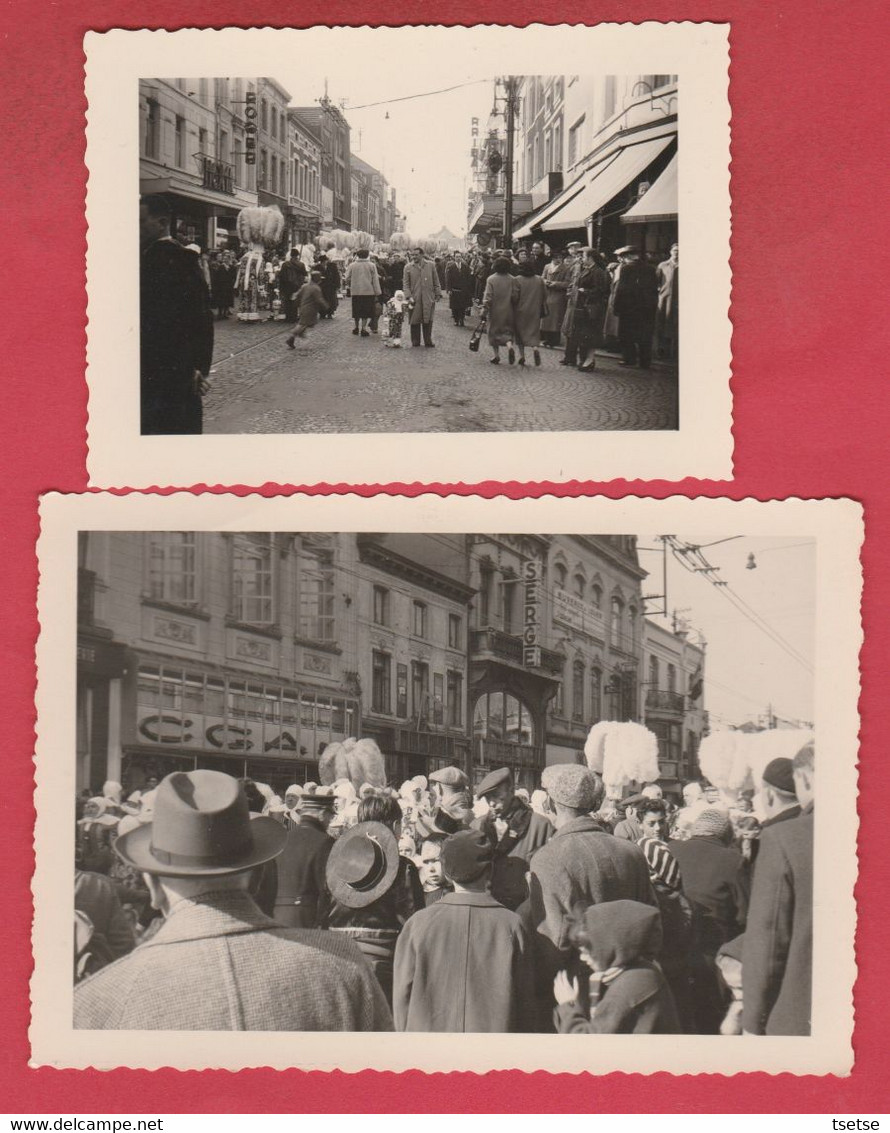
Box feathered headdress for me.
[584,721,660,797]
[236,205,285,248]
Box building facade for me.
[256,78,291,225]
[76,531,699,798]
[516,75,565,207]
[643,616,707,798]
[293,97,352,230]
[286,110,322,247]
[138,77,258,250]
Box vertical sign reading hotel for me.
[523,559,541,667]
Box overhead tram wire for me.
[343,79,489,112]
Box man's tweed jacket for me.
[74,889,393,1031]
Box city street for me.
[203,308,679,434]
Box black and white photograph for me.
[138,72,680,436]
[33,493,859,1074]
[85,25,731,485]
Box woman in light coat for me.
[481,257,519,364]
[344,248,381,337]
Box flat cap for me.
[622,793,646,809]
[541,763,599,810]
[476,766,512,797]
[429,765,469,789]
[441,830,494,883]
[761,757,796,795]
[614,245,639,256]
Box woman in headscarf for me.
[512,252,547,367]
[323,791,425,1006]
[481,256,519,365]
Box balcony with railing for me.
[471,628,563,675]
[646,689,686,714]
[476,737,544,770]
[199,154,235,195]
[394,728,469,760]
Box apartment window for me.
[198,127,207,156]
[545,131,553,173]
[219,129,229,165]
[448,613,462,649]
[174,116,185,167]
[591,583,603,610]
[433,673,444,725]
[214,78,228,106]
[610,595,624,648]
[446,670,463,727]
[231,533,275,625]
[667,663,677,694]
[478,568,491,625]
[271,155,278,196]
[297,538,335,642]
[590,668,602,723]
[148,532,197,605]
[573,573,585,598]
[553,666,564,715]
[568,115,585,166]
[412,600,427,639]
[411,661,430,721]
[396,663,408,718]
[553,562,567,591]
[259,149,267,190]
[143,98,160,159]
[572,660,585,721]
[500,576,517,634]
[373,585,389,626]
[553,117,563,172]
[371,651,391,714]
[261,99,268,133]
[649,655,660,690]
[604,75,617,120]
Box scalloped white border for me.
[84,23,731,487]
[32,492,860,1073]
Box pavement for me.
[202,303,679,434]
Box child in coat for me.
[285,272,329,348]
[553,899,680,1034]
[384,290,407,348]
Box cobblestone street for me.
[203,305,678,434]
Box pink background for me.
[2,0,887,1112]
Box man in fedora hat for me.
[611,245,659,369]
[419,765,473,838]
[473,766,552,911]
[392,829,536,1032]
[74,770,392,1031]
[273,784,337,929]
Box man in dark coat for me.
[473,766,552,910]
[393,830,536,1032]
[669,808,750,1033]
[743,740,814,1035]
[139,194,214,434]
[318,252,340,318]
[612,245,659,369]
[278,249,307,323]
[273,787,336,928]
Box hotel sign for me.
[523,559,541,667]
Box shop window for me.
[297,536,335,643]
[473,691,533,744]
[412,600,427,639]
[148,532,198,606]
[446,670,463,727]
[448,613,462,649]
[572,660,585,721]
[373,585,389,626]
[231,533,275,626]
[371,651,391,714]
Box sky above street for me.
[277,64,500,238]
[638,534,816,730]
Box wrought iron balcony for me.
[394,728,469,760]
[646,689,686,714]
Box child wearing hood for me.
[384,290,407,347]
[553,899,680,1033]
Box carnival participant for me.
[273,785,337,928]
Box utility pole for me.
[502,76,518,248]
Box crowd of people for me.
[139,189,681,435]
[73,736,812,1037]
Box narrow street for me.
[203,306,679,434]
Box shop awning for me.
[621,153,678,224]
[469,192,533,235]
[513,174,591,239]
[542,135,675,232]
